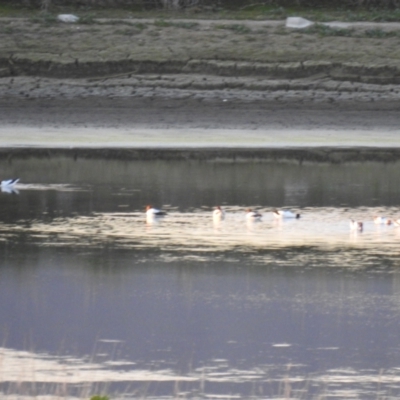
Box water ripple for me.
[1,207,400,268]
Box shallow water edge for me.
[3,147,400,163]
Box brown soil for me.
[1,18,400,83]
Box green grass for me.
[30,12,57,25]
[211,4,400,22]
[215,23,252,34]
[79,13,96,24]
[30,12,96,25]
[301,23,400,38]
[153,19,199,29]
[3,3,400,22]
[364,27,398,38]
[344,7,400,22]
[302,23,354,37]
[99,20,147,30]
[115,27,144,35]
[0,25,14,34]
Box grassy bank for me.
[1,16,400,81]
[1,2,400,84]
[2,2,400,22]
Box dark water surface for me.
[1,156,400,399]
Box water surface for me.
[1,157,400,399]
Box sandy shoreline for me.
[1,96,399,140]
[0,96,400,164]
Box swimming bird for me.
[350,219,363,232]
[373,216,392,225]
[246,209,262,221]
[273,209,301,219]
[1,178,19,187]
[146,205,167,217]
[213,206,225,221]
[1,186,19,194]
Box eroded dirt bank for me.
[2,17,400,102]
[2,18,400,85]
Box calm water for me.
[1,157,400,399]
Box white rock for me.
[57,14,79,23]
[285,17,313,29]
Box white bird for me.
[373,216,392,225]
[273,209,301,219]
[1,186,19,194]
[350,219,363,232]
[1,178,19,187]
[213,206,225,221]
[393,219,400,227]
[57,14,79,23]
[146,205,167,217]
[246,209,262,221]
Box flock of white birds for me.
[146,204,300,223]
[3,179,399,232]
[146,205,400,233]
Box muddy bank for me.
[1,96,399,129]
[3,147,400,163]
[2,74,400,102]
[3,58,400,84]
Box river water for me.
[1,156,400,399]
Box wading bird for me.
[246,209,262,221]
[350,219,363,232]
[1,178,19,187]
[213,206,226,221]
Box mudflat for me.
[1,97,399,151]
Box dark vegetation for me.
[3,0,400,11]
[2,0,400,7]
[1,0,400,22]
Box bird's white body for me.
[145,206,166,225]
[1,186,19,194]
[273,209,300,219]
[393,219,400,227]
[57,14,79,23]
[213,207,225,221]
[373,216,392,225]
[350,219,363,232]
[246,209,262,221]
[146,207,166,217]
[1,178,19,187]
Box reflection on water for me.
[1,157,400,399]
[1,207,400,262]
[3,344,400,399]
